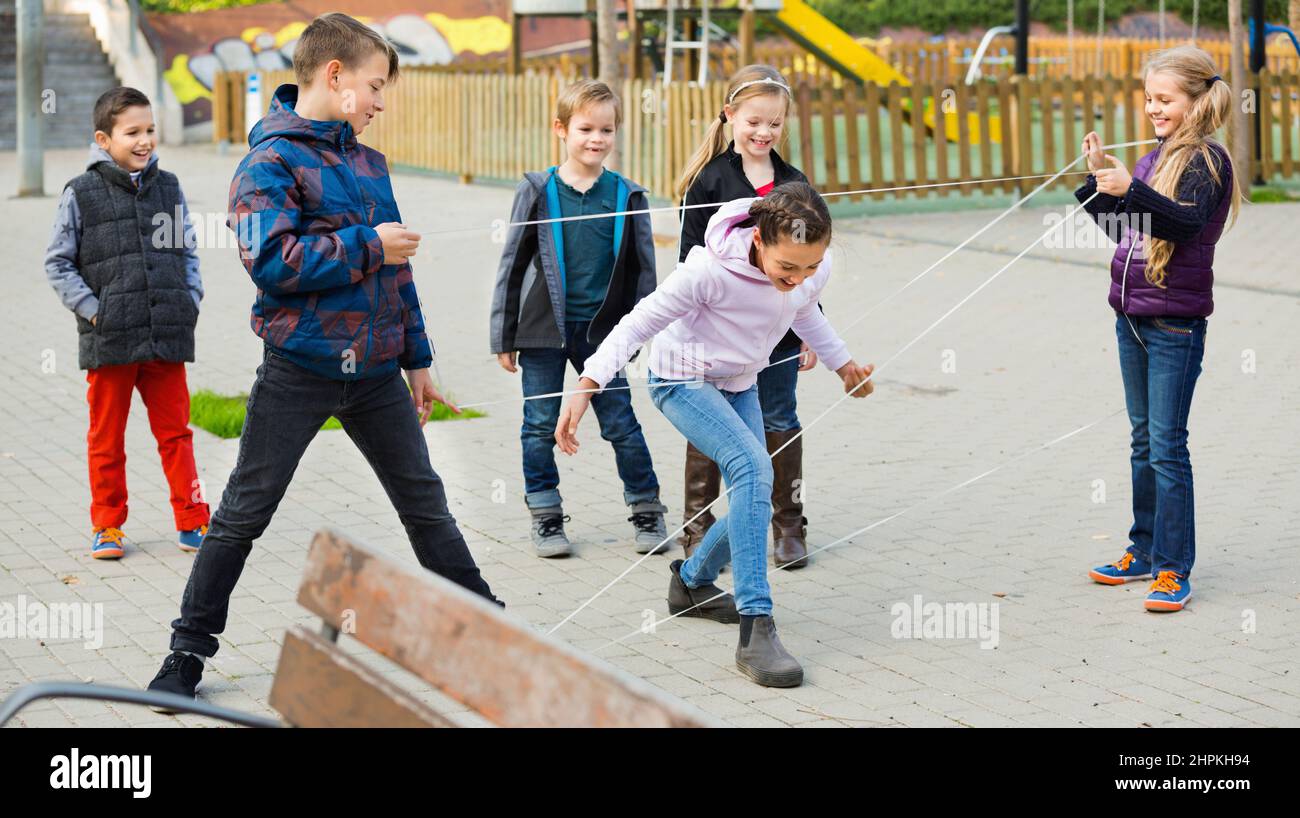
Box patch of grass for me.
[1250,186,1297,204]
[190,389,483,440]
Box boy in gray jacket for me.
[490,80,666,558]
[45,87,210,560]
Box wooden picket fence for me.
[427,36,1300,88]
[875,36,1300,86]
[214,67,1300,202]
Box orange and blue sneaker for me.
[177,525,208,553]
[91,527,127,560]
[1145,571,1191,612]
[1088,551,1151,585]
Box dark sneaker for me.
[530,508,572,558]
[146,651,204,713]
[628,500,670,554]
[667,559,739,624]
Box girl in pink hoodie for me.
[556,182,874,687]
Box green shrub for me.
[1250,186,1296,203]
[141,0,281,14]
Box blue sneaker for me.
[1145,571,1191,612]
[91,527,127,560]
[1088,551,1151,585]
[177,525,208,553]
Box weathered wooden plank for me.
[910,80,928,196]
[842,81,863,201]
[295,529,717,728]
[269,626,453,728]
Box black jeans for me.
[170,347,499,657]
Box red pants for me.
[86,361,211,531]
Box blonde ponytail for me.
[1141,46,1245,287]
[674,115,730,202]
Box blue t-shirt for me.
[556,169,617,322]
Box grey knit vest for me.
[68,160,195,370]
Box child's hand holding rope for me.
[555,377,599,455]
[836,361,875,398]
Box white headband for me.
[726,77,792,106]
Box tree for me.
[1227,0,1250,192]
[596,0,621,171]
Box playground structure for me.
[509,2,999,145]
[204,5,1300,203]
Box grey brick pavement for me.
[1,145,1297,727]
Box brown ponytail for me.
[746,181,832,246]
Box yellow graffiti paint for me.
[274,21,308,48]
[164,54,212,104]
[240,26,267,44]
[425,13,512,56]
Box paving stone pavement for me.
[1,145,1297,728]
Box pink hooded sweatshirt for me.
[580,197,852,393]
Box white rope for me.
[456,140,1155,411]
[591,407,1129,653]
[545,149,1133,635]
[422,170,1099,237]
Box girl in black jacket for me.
[673,64,819,570]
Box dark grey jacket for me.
[63,155,196,370]
[489,170,658,353]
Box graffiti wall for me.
[145,0,590,131]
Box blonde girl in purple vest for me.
[1075,45,1243,612]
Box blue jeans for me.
[650,371,774,615]
[518,320,659,509]
[1115,313,1205,578]
[758,347,800,432]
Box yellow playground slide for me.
[769,0,1001,144]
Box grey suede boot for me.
[735,614,803,687]
[667,559,740,624]
[530,507,572,558]
[628,499,670,555]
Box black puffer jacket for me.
[68,158,194,370]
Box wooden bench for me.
[0,528,716,728]
[269,528,716,727]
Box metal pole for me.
[15,0,45,198]
[128,0,138,56]
[1015,0,1030,76]
[1251,0,1266,183]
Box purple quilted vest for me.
[1109,141,1231,317]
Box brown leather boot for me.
[767,429,809,569]
[678,442,721,559]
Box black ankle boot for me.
[735,614,803,687]
[667,559,739,624]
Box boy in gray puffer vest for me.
[44,87,211,560]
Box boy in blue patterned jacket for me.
[148,13,501,706]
